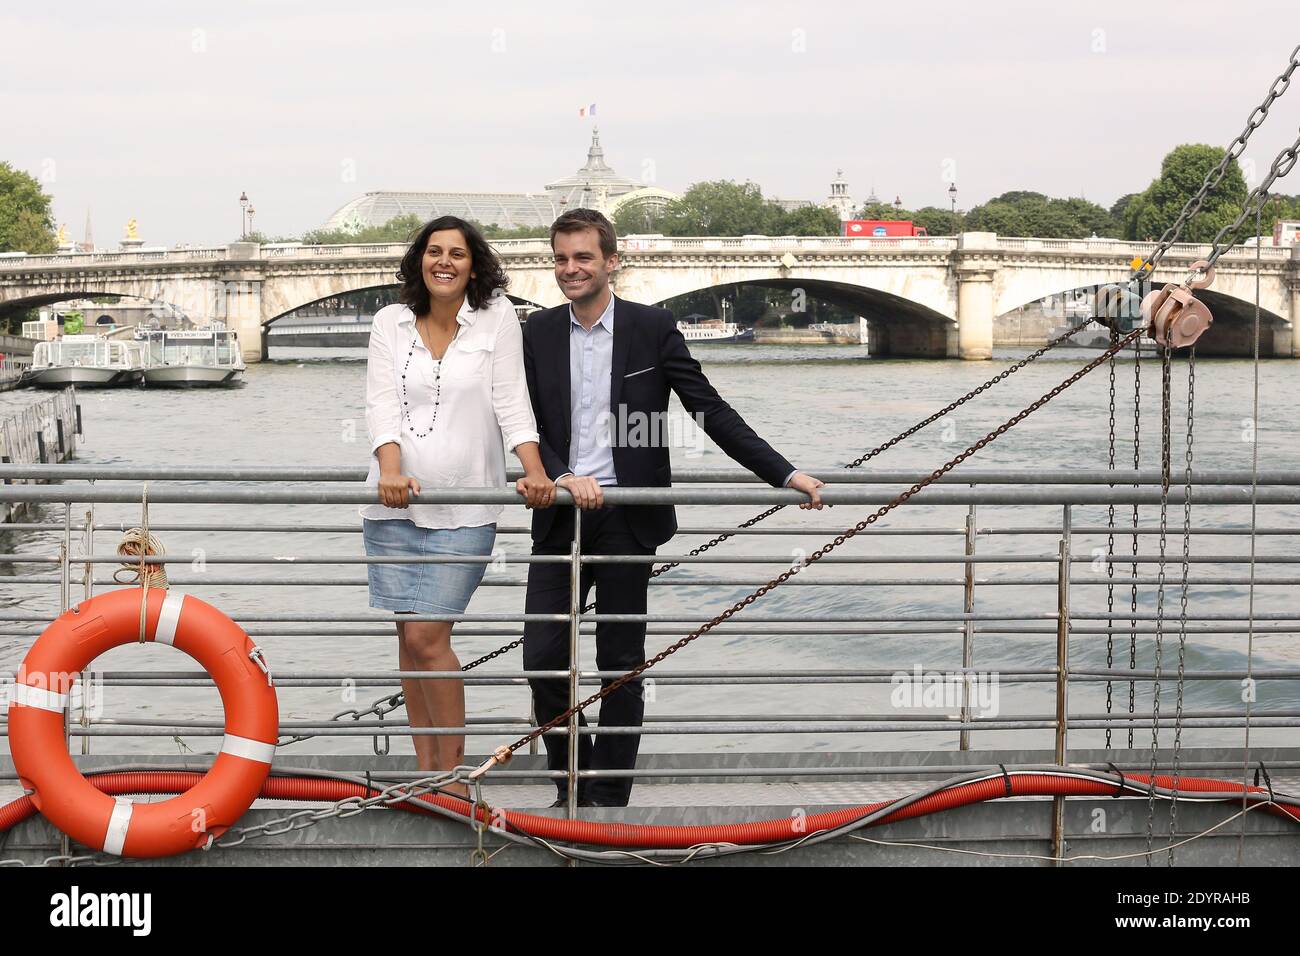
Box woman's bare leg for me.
[395,621,440,771]
[402,619,468,797]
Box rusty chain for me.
[623,322,1094,596]
[496,328,1147,760]
[296,324,1093,740]
[1168,347,1196,863]
[1128,335,1142,749]
[1105,327,1118,748]
[1145,341,1174,864]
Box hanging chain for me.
[1128,336,1141,749]
[1168,347,1196,863]
[302,325,1095,740]
[608,322,1094,606]
[1105,329,1118,748]
[486,330,1145,763]
[1145,342,1174,863]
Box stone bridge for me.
[0,234,1295,361]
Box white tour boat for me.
[27,334,145,388]
[676,317,747,342]
[136,324,247,387]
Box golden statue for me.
[57,224,68,245]
[125,218,139,240]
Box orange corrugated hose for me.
[2,770,1296,852]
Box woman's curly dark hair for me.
[396,216,508,314]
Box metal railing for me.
[0,467,1296,818]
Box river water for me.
[1,343,1297,760]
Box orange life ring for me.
[7,587,278,858]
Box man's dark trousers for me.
[522,504,654,807]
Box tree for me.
[240,231,304,245]
[300,213,426,245]
[854,201,910,221]
[1123,144,1248,243]
[911,206,962,236]
[657,180,785,236]
[774,203,841,235]
[613,201,663,235]
[960,190,1119,238]
[0,162,56,253]
[963,200,1031,235]
[1109,193,1139,235]
[1264,192,1300,232]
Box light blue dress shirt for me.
[566,293,618,486]
[559,292,801,491]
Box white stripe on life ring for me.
[153,591,186,646]
[221,733,276,765]
[11,683,68,712]
[102,796,133,856]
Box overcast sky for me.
[3,1,1297,247]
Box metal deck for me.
[4,749,1297,866]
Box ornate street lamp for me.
[239,191,249,239]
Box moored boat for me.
[136,323,247,387]
[676,316,745,342]
[26,335,144,388]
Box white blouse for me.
[359,294,539,529]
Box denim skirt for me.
[362,518,496,614]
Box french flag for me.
[578,103,596,117]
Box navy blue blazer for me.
[522,297,795,548]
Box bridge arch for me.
[643,276,957,358]
[614,259,955,323]
[998,280,1291,357]
[0,290,193,324]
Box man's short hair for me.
[550,208,618,258]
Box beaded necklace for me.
[401,317,459,438]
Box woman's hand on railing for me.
[516,470,556,510]
[377,472,421,509]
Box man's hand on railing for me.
[787,472,826,510]
[515,471,556,509]
[556,474,604,509]
[377,471,421,509]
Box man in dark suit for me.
[521,209,824,807]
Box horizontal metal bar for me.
[4,622,1295,639]
[17,550,1300,568]
[3,722,1060,736]
[5,484,1300,505]
[6,667,1297,684]
[5,758,1300,784]
[15,520,1300,538]
[52,707,1300,731]
[12,574,1300,589]
[2,464,1295,485]
[10,716,1298,737]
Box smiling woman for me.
[358,215,554,792]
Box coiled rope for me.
[110,482,169,643]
